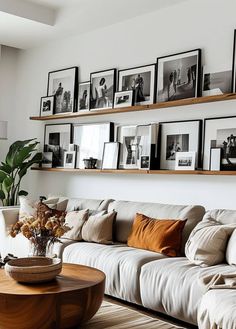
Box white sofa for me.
[1,198,236,328]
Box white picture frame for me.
[78,81,90,111]
[40,96,54,117]
[102,142,120,170]
[114,91,133,108]
[175,152,196,170]
[64,151,76,168]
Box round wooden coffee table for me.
[0,263,105,329]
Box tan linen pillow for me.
[62,209,89,241]
[185,219,236,267]
[226,229,236,265]
[81,212,116,244]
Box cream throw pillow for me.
[185,219,236,267]
[81,212,116,244]
[226,229,236,265]
[62,209,89,241]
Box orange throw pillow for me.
[127,213,187,256]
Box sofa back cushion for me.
[108,200,205,250]
[66,198,113,212]
[203,209,236,225]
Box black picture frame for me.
[40,95,55,117]
[156,49,202,103]
[102,142,120,170]
[90,68,116,110]
[231,30,236,92]
[118,64,157,105]
[47,66,78,115]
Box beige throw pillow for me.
[81,212,116,244]
[185,219,236,267]
[226,229,236,265]
[62,209,89,241]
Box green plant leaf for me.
[6,139,37,168]
[18,152,42,178]
[0,170,7,183]
[2,176,13,195]
[0,190,5,200]
[0,162,12,174]
[14,143,39,167]
[18,190,28,196]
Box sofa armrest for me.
[0,208,19,257]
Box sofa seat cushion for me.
[63,242,167,304]
[198,289,236,329]
[140,258,234,325]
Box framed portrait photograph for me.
[118,64,156,105]
[41,152,53,168]
[160,120,202,170]
[175,152,196,170]
[44,124,72,168]
[64,151,76,168]
[202,67,232,96]
[73,122,114,169]
[203,116,236,171]
[156,49,201,102]
[90,69,116,110]
[114,90,133,108]
[47,66,78,115]
[102,142,120,170]
[40,96,54,116]
[78,81,90,111]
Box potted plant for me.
[0,139,42,206]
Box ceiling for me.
[0,0,189,49]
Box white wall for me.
[3,0,236,210]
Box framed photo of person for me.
[159,120,202,170]
[203,116,236,170]
[90,69,116,110]
[102,142,120,170]
[44,124,72,168]
[175,152,196,170]
[40,96,54,116]
[114,91,134,108]
[64,151,76,168]
[156,49,201,103]
[78,81,90,111]
[47,66,78,115]
[118,64,156,106]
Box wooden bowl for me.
[5,257,62,283]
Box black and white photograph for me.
[175,152,196,170]
[78,81,90,111]
[40,96,54,116]
[203,68,232,96]
[204,116,236,170]
[156,49,201,102]
[114,90,133,108]
[41,152,53,168]
[47,67,78,115]
[73,122,114,168]
[90,69,116,110]
[102,142,120,170]
[160,120,202,170]
[64,151,76,168]
[118,64,156,105]
[44,124,72,168]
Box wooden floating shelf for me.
[31,167,236,176]
[30,93,236,121]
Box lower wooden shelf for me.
[31,167,236,176]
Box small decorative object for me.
[202,68,232,96]
[5,257,62,283]
[83,157,97,169]
[160,120,202,170]
[232,30,236,92]
[64,151,76,168]
[47,66,78,115]
[118,64,156,105]
[102,142,120,170]
[44,124,72,168]
[114,91,133,108]
[40,96,54,116]
[41,152,53,168]
[210,148,222,171]
[90,69,116,110]
[175,152,196,170]
[0,254,17,269]
[203,116,236,170]
[156,49,201,102]
[78,81,90,111]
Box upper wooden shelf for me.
[30,93,236,121]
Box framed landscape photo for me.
[202,67,232,96]
[44,124,72,168]
[40,96,54,116]
[160,120,202,170]
[90,69,116,110]
[175,152,196,170]
[203,116,236,171]
[47,66,78,115]
[114,91,133,108]
[102,142,120,170]
[118,64,156,105]
[156,49,201,103]
[41,152,53,168]
[78,81,90,111]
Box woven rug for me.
[80,301,186,329]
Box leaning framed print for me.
[90,69,116,110]
[102,142,120,170]
[118,64,156,105]
[40,96,54,117]
[114,90,134,108]
[78,81,90,111]
[203,116,236,170]
[44,124,72,168]
[159,120,202,170]
[175,152,196,170]
[47,66,78,115]
[156,49,201,103]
